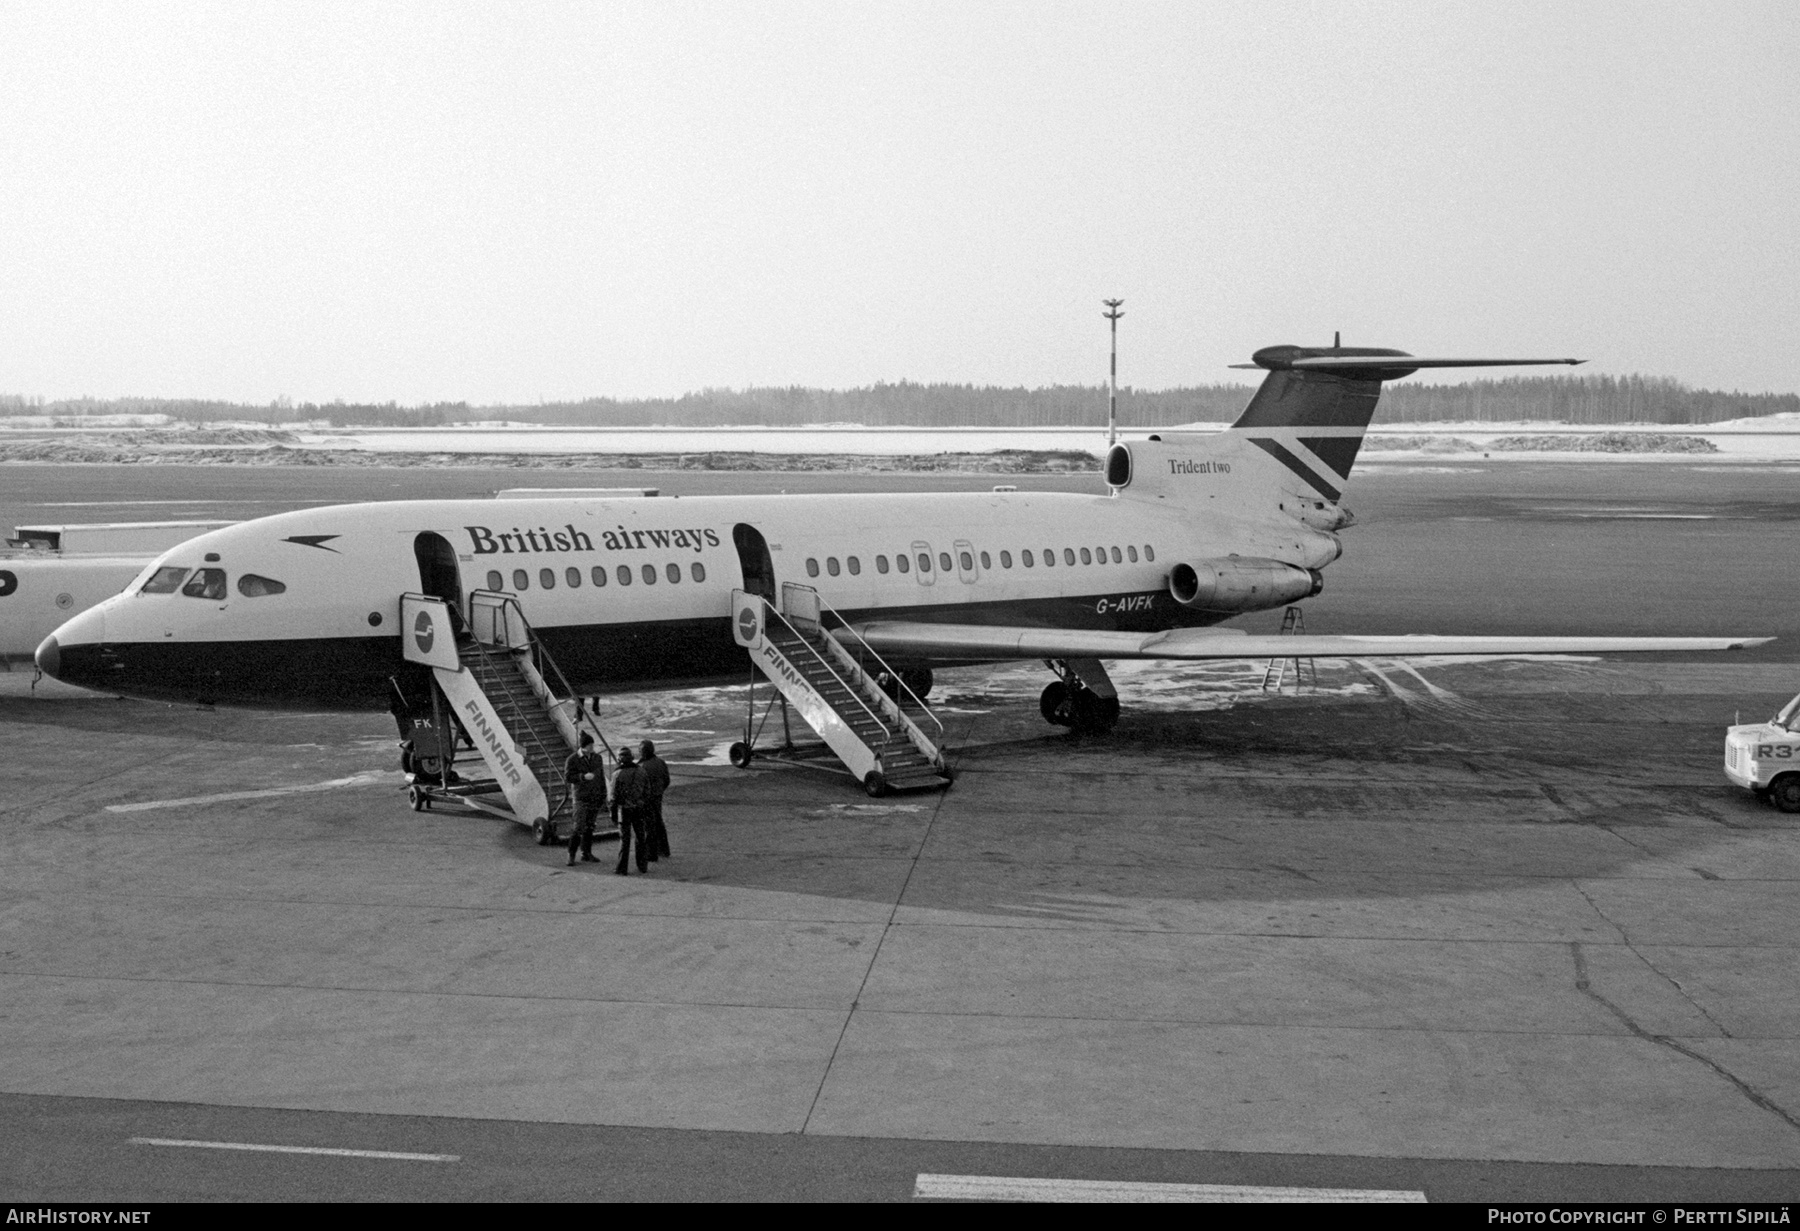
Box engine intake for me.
[1168,557,1323,613]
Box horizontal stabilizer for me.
[845,621,1770,663]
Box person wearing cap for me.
[610,746,650,875]
[563,731,608,866]
[639,739,672,862]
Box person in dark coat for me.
[563,731,608,865]
[611,747,650,875]
[639,739,672,861]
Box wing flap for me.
[846,621,1770,662]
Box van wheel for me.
[729,741,752,768]
[1772,776,1800,815]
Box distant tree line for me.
[2,376,1791,428]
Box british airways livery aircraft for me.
[33,344,1768,803]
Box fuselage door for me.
[733,524,777,600]
[910,540,936,587]
[953,538,979,584]
[413,532,464,613]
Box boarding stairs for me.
[401,590,612,842]
[732,583,950,796]
[1261,605,1317,693]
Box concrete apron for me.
[1,658,1798,1170]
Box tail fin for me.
[1107,344,1582,519]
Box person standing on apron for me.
[639,739,672,861]
[563,731,608,866]
[611,747,650,875]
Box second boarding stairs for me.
[401,589,609,842]
[733,583,950,796]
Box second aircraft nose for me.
[34,634,59,679]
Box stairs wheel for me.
[1040,681,1073,727]
[532,817,553,845]
[728,741,752,768]
[408,785,426,812]
[863,771,888,799]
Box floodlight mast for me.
[1103,299,1124,447]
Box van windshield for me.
[1777,693,1800,731]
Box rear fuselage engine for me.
[1168,556,1323,614]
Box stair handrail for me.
[468,589,616,760]
[813,595,944,735]
[759,596,894,742]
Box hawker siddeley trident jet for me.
[34,345,1770,812]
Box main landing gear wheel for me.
[728,741,752,768]
[863,771,888,798]
[533,817,553,845]
[1772,776,1800,815]
[1040,682,1120,734]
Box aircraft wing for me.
[842,622,1771,662]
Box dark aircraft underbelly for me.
[61,589,1201,710]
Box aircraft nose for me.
[34,634,60,679]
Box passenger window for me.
[827,557,840,577]
[140,566,190,594]
[1080,548,1092,565]
[1000,550,1012,568]
[182,568,227,600]
[540,568,556,590]
[1127,546,1138,563]
[566,567,581,588]
[917,553,931,573]
[236,574,286,597]
[979,551,991,570]
[592,566,608,587]
[487,570,503,591]
[1145,545,1155,562]
[959,551,973,571]
[1111,546,1122,563]
[513,569,530,591]
[938,552,952,572]
[642,564,656,584]
[617,565,632,586]
[1061,548,1074,566]
[876,555,890,574]
[666,562,680,583]
[806,558,820,578]
[1042,548,1054,567]
[690,562,706,583]
[847,556,860,576]
[896,554,910,574]
[1021,550,1033,567]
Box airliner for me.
[34,345,1768,732]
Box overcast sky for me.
[1,1,1795,404]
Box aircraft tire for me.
[1040,681,1072,726]
[728,741,752,768]
[1772,775,1800,815]
[901,668,934,700]
[863,771,888,798]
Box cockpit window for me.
[237,574,287,598]
[181,568,228,600]
[139,566,191,595]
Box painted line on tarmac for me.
[130,1137,459,1162]
[106,771,391,813]
[912,1174,1426,1203]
